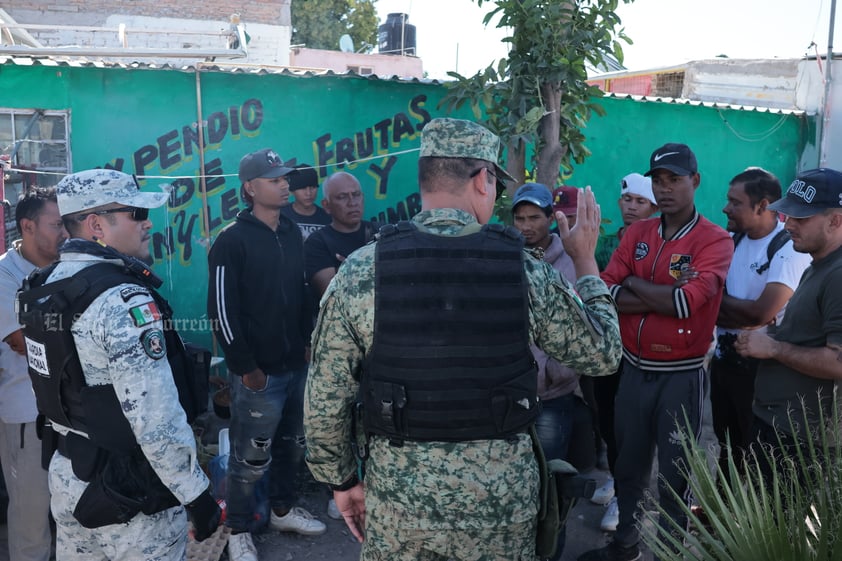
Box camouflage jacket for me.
[47,249,209,505]
[304,208,620,530]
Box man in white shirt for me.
[713,167,812,478]
[0,188,66,561]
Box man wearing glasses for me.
[208,148,324,561]
[23,169,219,560]
[304,171,379,298]
[304,117,621,561]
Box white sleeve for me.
[766,241,812,291]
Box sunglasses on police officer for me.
[81,206,150,222]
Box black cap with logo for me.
[644,143,698,177]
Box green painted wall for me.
[1,63,460,349]
[0,62,809,349]
[571,96,806,232]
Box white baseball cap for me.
[621,173,656,206]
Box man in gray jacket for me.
[512,182,595,560]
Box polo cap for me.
[288,164,319,191]
[238,148,294,184]
[419,118,515,185]
[644,143,698,177]
[56,169,169,217]
[552,186,578,215]
[621,173,656,205]
[769,168,842,218]
[512,183,552,210]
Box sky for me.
[374,0,839,79]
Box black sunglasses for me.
[81,206,150,222]
[470,167,507,201]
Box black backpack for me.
[732,228,791,275]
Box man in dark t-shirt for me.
[736,168,842,479]
[304,172,378,297]
[281,164,331,240]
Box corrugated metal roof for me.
[601,92,805,115]
[0,54,443,84]
[0,54,806,112]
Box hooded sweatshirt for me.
[529,234,580,400]
[208,209,312,375]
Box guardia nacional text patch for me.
[140,329,166,359]
[129,301,161,327]
[120,285,149,302]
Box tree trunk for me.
[506,137,526,195]
[535,81,566,187]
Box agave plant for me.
[641,396,842,561]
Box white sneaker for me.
[590,478,615,505]
[600,497,619,532]
[227,532,258,561]
[270,506,327,535]
[327,498,342,520]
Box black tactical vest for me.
[17,261,206,444]
[362,221,539,442]
[16,258,210,525]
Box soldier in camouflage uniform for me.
[41,170,218,561]
[304,118,622,561]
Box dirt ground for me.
[251,476,363,561]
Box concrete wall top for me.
[289,47,423,79]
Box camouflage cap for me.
[420,118,514,182]
[56,169,170,217]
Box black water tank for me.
[378,13,416,56]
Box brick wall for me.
[2,0,291,65]
[3,0,290,26]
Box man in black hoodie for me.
[208,148,325,561]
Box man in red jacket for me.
[579,143,733,561]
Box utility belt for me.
[714,333,759,374]
[50,426,179,528]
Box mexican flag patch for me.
[129,301,161,327]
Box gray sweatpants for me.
[613,361,705,548]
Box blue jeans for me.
[226,368,307,531]
[535,393,577,462]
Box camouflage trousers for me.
[361,491,537,561]
[49,453,188,561]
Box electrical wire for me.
[715,109,791,142]
[3,146,422,181]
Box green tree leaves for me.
[292,0,379,53]
[440,0,633,190]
